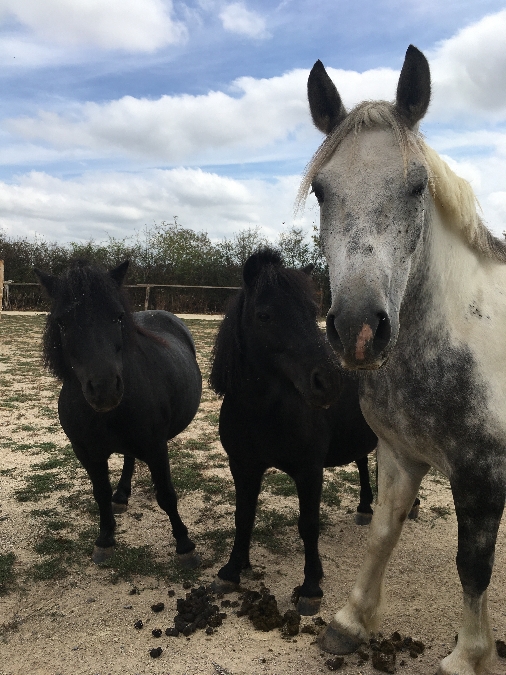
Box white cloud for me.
[219,3,269,39]
[0,169,309,243]
[0,0,186,53]
[428,10,506,119]
[5,65,402,164]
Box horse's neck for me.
[404,203,506,348]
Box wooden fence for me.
[1,280,241,314]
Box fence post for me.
[144,285,151,311]
[0,260,3,317]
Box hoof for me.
[177,551,202,570]
[92,545,115,564]
[210,577,240,594]
[318,621,364,654]
[355,511,373,526]
[111,501,128,514]
[297,595,322,616]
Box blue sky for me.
[0,0,505,243]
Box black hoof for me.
[318,621,364,654]
[297,595,322,616]
[92,545,115,564]
[177,551,202,570]
[111,501,128,514]
[210,577,240,594]
[355,511,373,526]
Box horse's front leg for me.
[438,475,505,675]
[293,465,325,615]
[212,458,266,593]
[147,448,200,569]
[75,449,117,564]
[319,440,428,654]
[112,454,135,513]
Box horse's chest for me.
[359,336,501,472]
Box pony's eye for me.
[113,312,124,324]
[257,313,270,323]
[311,183,324,206]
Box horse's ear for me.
[308,60,347,134]
[109,260,129,286]
[243,254,262,287]
[34,268,56,297]
[302,263,314,276]
[395,45,431,128]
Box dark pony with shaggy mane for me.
[36,259,202,568]
[209,247,378,615]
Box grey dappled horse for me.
[300,45,506,675]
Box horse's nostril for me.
[116,375,122,392]
[87,380,94,395]
[310,369,326,394]
[373,311,391,353]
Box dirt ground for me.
[0,314,505,675]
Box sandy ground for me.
[0,315,505,675]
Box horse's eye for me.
[411,183,426,197]
[311,183,324,205]
[113,312,124,324]
[257,313,270,323]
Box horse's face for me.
[306,46,431,370]
[36,261,129,412]
[315,128,427,370]
[241,252,341,407]
[56,301,126,412]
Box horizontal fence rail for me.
[2,281,242,313]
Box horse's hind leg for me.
[112,454,135,513]
[437,474,504,675]
[293,465,325,615]
[355,456,374,525]
[147,449,200,569]
[212,459,265,593]
[319,440,428,654]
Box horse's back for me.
[133,310,196,356]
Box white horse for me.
[300,45,506,675]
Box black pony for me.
[209,248,378,615]
[35,260,202,568]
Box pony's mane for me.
[209,248,319,396]
[42,260,134,380]
[297,100,506,263]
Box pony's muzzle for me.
[326,310,392,370]
[84,373,124,412]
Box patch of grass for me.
[337,469,360,484]
[430,505,451,519]
[58,492,97,516]
[0,468,15,477]
[321,479,342,507]
[34,534,75,556]
[263,471,297,497]
[198,527,235,563]
[14,472,70,502]
[30,508,59,518]
[46,519,73,532]
[171,460,205,493]
[100,544,169,580]
[29,557,70,582]
[0,553,16,595]
[184,438,213,452]
[252,506,298,553]
[205,412,220,427]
